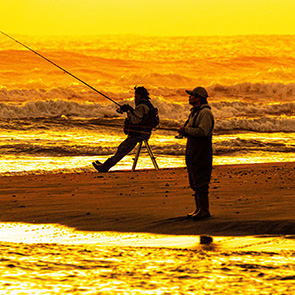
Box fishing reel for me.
[175,135,184,139]
[175,126,186,139]
[116,108,123,114]
[117,104,134,114]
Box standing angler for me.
[178,87,214,220]
[93,86,158,172]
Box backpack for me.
[145,100,160,129]
[123,100,159,135]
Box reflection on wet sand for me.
[0,223,295,294]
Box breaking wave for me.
[0,95,294,132]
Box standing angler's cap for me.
[186,87,208,99]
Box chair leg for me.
[144,140,159,170]
[132,140,159,171]
[132,141,142,171]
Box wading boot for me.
[187,193,200,218]
[191,193,211,220]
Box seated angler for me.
[92,86,157,172]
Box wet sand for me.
[0,162,294,236]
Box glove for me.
[120,104,133,112]
[178,127,187,137]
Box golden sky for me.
[1,0,295,36]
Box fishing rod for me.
[0,31,121,108]
[1,31,183,135]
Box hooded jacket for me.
[124,99,153,137]
[184,104,214,137]
[184,104,214,156]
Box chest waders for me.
[185,107,214,220]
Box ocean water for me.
[0,223,295,295]
[1,35,295,294]
[0,34,295,175]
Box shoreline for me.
[0,162,294,237]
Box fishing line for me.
[0,31,121,107]
[1,31,180,134]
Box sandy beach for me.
[0,162,294,236]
